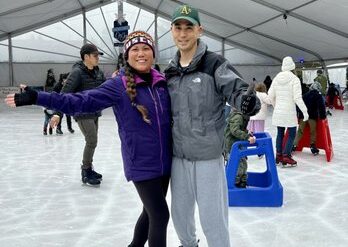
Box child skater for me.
[224,107,256,188]
[247,82,273,134]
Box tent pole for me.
[222,38,225,58]
[8,33,14,87]
[82,9,87,44]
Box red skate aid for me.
[284,119,333,162]
[326,95,344,110]
[334,95,344,110]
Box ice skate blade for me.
[81,183,100,188]
[281,163,297,168]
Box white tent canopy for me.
[1,0,348,86]
[133,0,348,65]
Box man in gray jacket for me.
[165,4,260,247]
[62,44,105,186]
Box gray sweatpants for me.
[171,156,231,247]
[76,117,99,169]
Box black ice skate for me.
[310,144,319,156]
[235,181,247,188]
[90,169,102,180]
[56,128,63,135]
[81,167,101,186]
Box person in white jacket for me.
[268,56,308,167]
[247,82,273,133]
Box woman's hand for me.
[5,94,16,107]
[50,115,61,128]
[4,84,38,107]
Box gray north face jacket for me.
[165,40,250,161]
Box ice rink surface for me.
[0,103,347,247]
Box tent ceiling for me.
[127,0,348,64]
[258,0,312,10]
[0,0,113,39]
[1,0,348,65]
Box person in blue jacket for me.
[6,31,172,247]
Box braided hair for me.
[124,64,151,124]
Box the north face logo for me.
[192,78,201,83]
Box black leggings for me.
[130,176,170,247]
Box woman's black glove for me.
[14,86,38,106]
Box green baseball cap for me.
[171,4,200,26]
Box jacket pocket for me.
[132,132,161,171]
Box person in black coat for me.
[45,68,56,92]
[263,75,272,92]
[293,82,326,155]
[59,43,105,186]
[327,82,340,108]
[300,78,309,95]
[51,73,75,134]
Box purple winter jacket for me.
[36,68,172,182]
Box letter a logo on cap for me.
[171,4,200,26]
[181,5,191,15]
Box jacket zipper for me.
[155,88,164,114]
[177,73,186,159]
[147,87,164,174]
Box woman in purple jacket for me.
[6,31,172,247]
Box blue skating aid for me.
[225,132,283,207]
